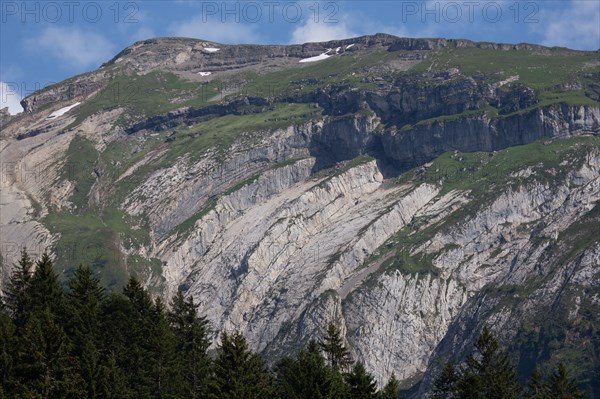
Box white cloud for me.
[540,1,600,50]
[289,18,357,44]
[170,17,261,44]
[0,81,24,115]
[25,27,116,69]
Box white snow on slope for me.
[346,43,355,49]
[197,72,212,76]
[299,53,331,63]
[47,102,80,119]
[203,47,220,53]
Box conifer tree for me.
[168,291,212,398]
[96,342,128,398]
[432,362,458,399]
[320,322,353,372]
[11,308,84,398]
[275,339,349,399]
[7,250,84,398]
[0,298,14,397]
[100,278,156,397]
[120,277,156,397]
[3,248,34,327]
[212,331,274,399]
[148,297,180,399]
[455,326,520,399]
[123,276,154,315]
[29,251,63,316]
[345,361,377,399]
[100,292,133,354]
[100,291,136,398]
[379,372,400,399]
[545,363,583,399]
[64,265,105,399]
[524,366,546,399]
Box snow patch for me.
[203,47,220,53]
[299,53,331,63]
[335,47,341,53]
[47,102,80,119]
[346,44,355,49]
[197,72,212,76]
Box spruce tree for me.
[168,291,212,398]
[123,276,154,314]
[212,331,274,399]
[100,278,156,397]
[432,362,458,399]
[3,248,33,327]
[100,292,136,398]
[524,366,546,399]
[275,339,349,399]
[455,326,520,399]
[7,250,84,398]
[320,322,353,372]
[96,345,128,398]
[11,308,84,398]
[64,265,105,399]
[545,363,583,399]
[345,361,377,399]
[120,277,156,397]
[1,250,34,398]
[29,251,63,316]
[379,372,400,399]
[148,297,179,399]
[0,298,14,397]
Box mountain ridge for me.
[11,33,594,115]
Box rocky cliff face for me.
[1,34,599,395]
[416,161,600,394]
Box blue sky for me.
[1,0,599,114]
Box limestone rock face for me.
[1,34,599,394]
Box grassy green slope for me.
[42,136,162,290]
[71,70,225,126]
[413,46,599,89]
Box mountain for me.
[1,33,599,395]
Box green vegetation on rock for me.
[415,46,599,90]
